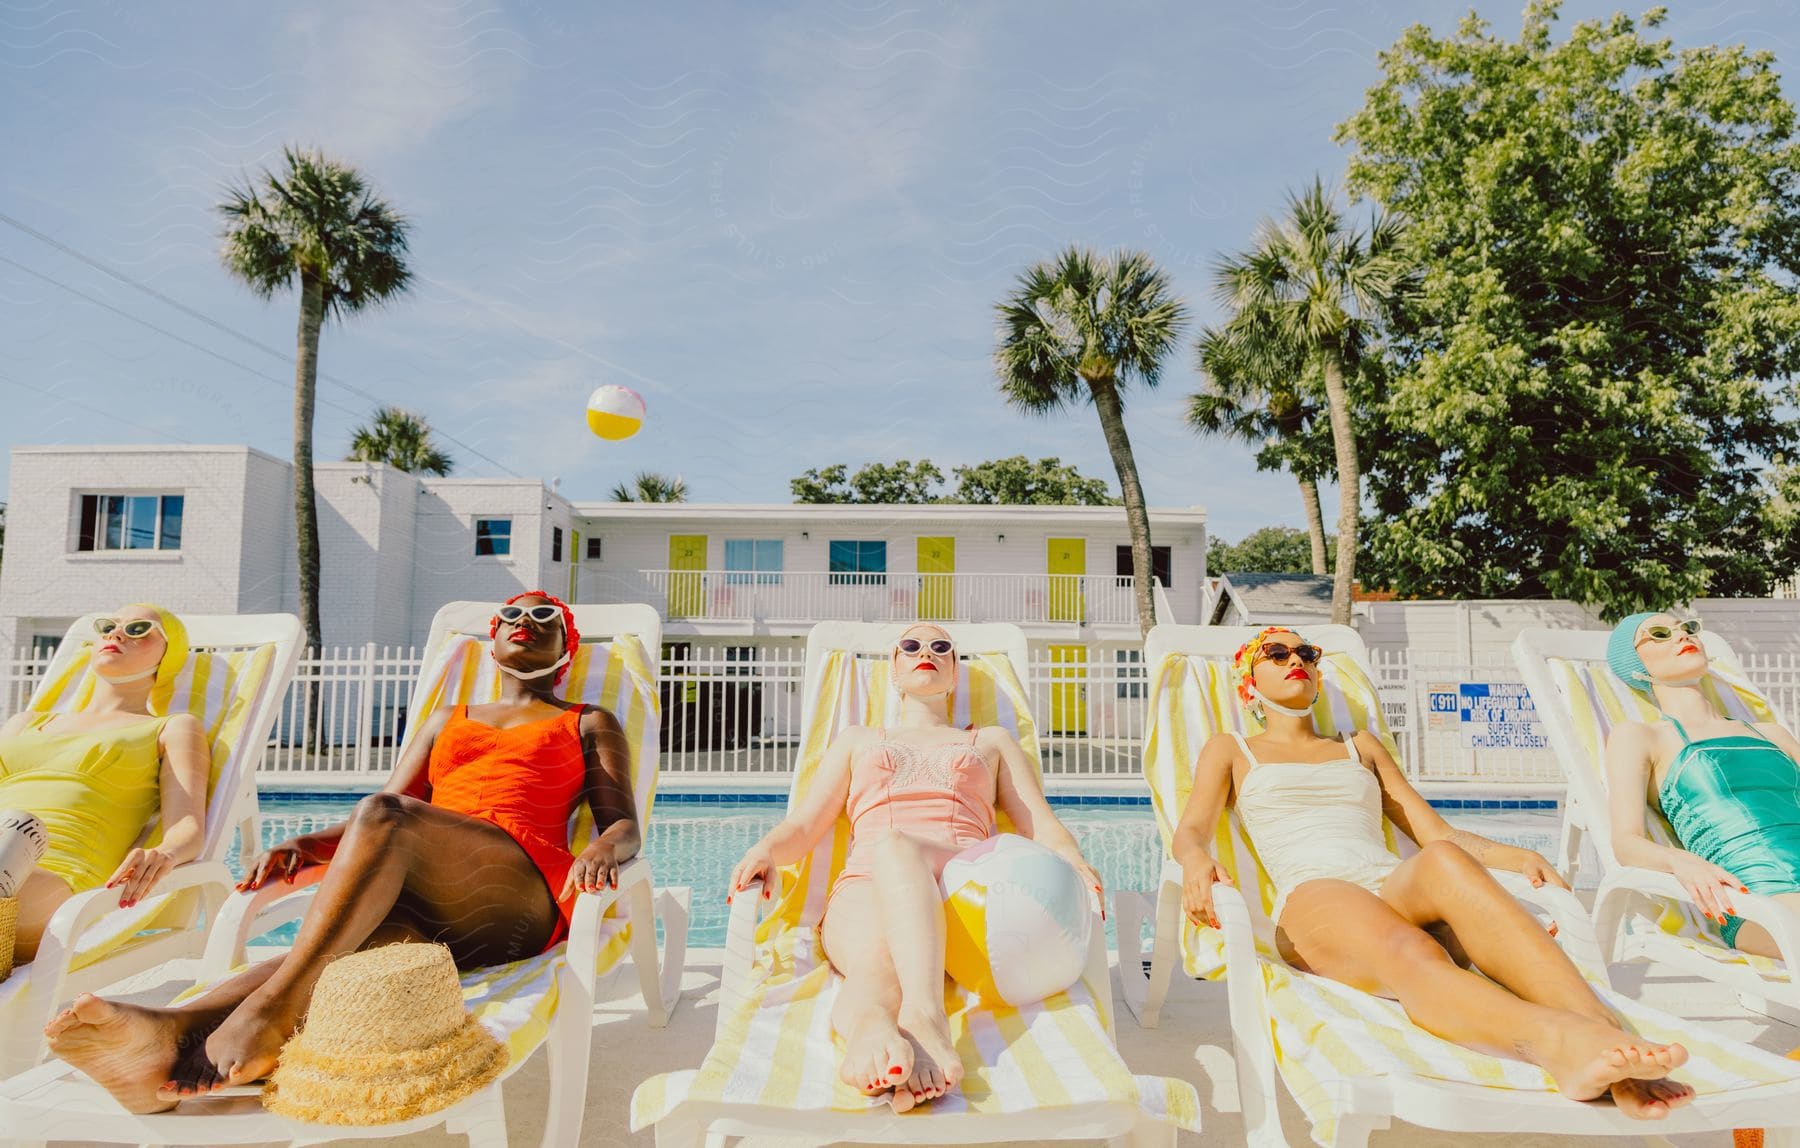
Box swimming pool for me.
[238,791,1567,948]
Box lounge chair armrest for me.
[721,877,765,1011]
[1489,869,1609,975]
[201,864,327,980]
[563,860,636,999]
[34,860,236,976]
[1597,866,1800,966]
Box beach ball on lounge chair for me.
[942,833,1091,1006]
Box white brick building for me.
[0,446,1207,662]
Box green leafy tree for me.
[1209,526,1336,576]
[1338,2,1800,618]
[950,456,1118,505]
[1191,325,1333,575]
[790,460,945,503]
[1211,180,1406,625]
[611,471,689,503]
[346,406,452,475]
[220,147,411,656]
[995,248,1188,634]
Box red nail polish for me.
[726,895,733,904]
[890,1066,903,1075]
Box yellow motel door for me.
[668,534,707,617]
[1047,537,1085,623]
[917,536,955,620]
[568,530,581,603]
[1049,644,1088,735]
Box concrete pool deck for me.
[55,937,1800,1148]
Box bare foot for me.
[43,995,185,1114]
[159,1012,233,1098]
[838,1015,912,1097]
[200,992,299,1087]
[1610,1076,1694,1119]
[1535,1019,1688,1104]
[894,1007,961,1112]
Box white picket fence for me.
[9,642,1800,787]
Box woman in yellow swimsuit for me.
[0,604,210,963]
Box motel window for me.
[828,540,886,585]
[1116,648,1146,699]
[552,526,564,563]
[586,536,603,561]
[1114,544,1171,587]
[724,539,783,585]
[76,494,184,552]
[475,518,512,557]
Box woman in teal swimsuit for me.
[1603,611,1800,957]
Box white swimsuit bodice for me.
[1231,731,1400,923]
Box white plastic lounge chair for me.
[0,601,688,1148]
[0,611,302,1077]
[1116,623,1800,1148]
[1514,626,1800,1023]
[630,621,1201,1147]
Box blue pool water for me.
[236,793,1562,949]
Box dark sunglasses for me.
[1636,619,1702,646]
[497,604,563,626]
[1258,642,1322,666]
[93,617,162,640]
[897,637,954,656]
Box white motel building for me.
[0,445,1209,735]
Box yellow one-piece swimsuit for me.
[0,712,167,893]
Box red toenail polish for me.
[890,1066,903,1075]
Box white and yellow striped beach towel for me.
[632,644,1201,1134]
[1544,651,1789,978]
[1142,636,1800,1147]
[18,637,278,972]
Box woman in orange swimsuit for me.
[729,623,1101,1112]
[45,591,639,1113]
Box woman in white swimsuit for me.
[1171,628,1694,1120]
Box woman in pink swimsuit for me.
[729,623,1100,1112]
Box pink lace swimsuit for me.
[827,727,998,909]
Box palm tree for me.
[1211,179,1405,624]
[347,406,453,475]
[611,471,688,503]
[1190,325,1331,575]
[219,147,411,656]
[995,248,1187,635]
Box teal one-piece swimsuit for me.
[1657,715,1800,948]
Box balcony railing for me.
[633,569,1171,627]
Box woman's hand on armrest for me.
[237,833,334,892]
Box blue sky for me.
[3,1,1795,541]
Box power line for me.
[0,371,194,444]
[0,254,368,423]
[0,212,523,477]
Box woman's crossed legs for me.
[43,793,560,1112]
[821,830,963,1112]
[1277,840,1693,1119]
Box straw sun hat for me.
[0,897,17,983]
[263,943,507,1125]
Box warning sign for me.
[1456,682,1547,750]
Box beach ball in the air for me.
[586,385,646,440]
[941,833,1092,1006]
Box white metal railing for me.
[637,569,1169,628]
[11,641,1800,786]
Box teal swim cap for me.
[1606,612,1662,701]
